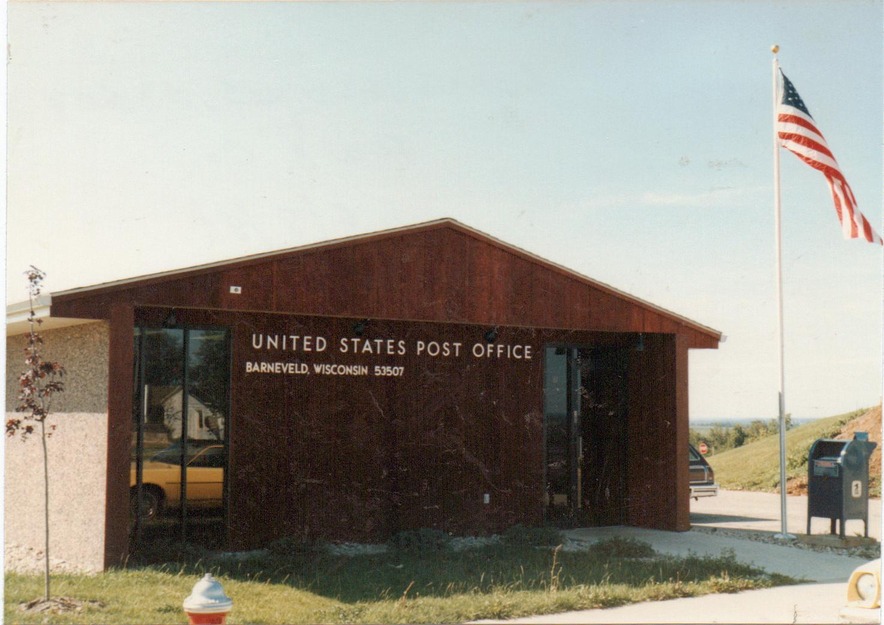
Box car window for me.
[188,446,225,468]
[151,443,221,465]
[151,449,182,464]
[689,446,702,461]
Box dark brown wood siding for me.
[159,309,548,549]
[51,222,720,349]
[48,221,714,562]
[105,304,134,569]
[125,307,687,550]
[624,333,690,531]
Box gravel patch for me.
[326,542,388,557]
[209,533,578,561]
[449,535,502,551]
[5,544,102,575]
[691,526,881,559]
[211,549,271,562]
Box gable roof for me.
[44,218,721,348]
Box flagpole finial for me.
[771,44,780,54]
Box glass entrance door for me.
[544,347,582,524]
[130,327,230,549]
[544,346,628,527]
[579,348,628,526]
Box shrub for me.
[130,538,209,565]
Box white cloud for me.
[577,186,767,211]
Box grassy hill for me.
[706,405,881,498]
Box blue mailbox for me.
[807,433,877,538]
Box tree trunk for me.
[40,419,50,602]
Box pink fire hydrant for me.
[183,574,233,625]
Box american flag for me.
[776,71,883,245]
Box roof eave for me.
[6,295,97,336]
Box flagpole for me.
[771,44,795,541]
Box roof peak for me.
[40,218,721,345]
[51,218,476,298]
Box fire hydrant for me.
[183,574,233,625]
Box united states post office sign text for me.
[246,332,534,377]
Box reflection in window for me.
[131,326,229,548]
[544,347,569,509]
[186,330,228,443]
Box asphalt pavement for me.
[473,491,882,624]
[691,489,881,540]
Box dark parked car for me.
[689,444,719,499]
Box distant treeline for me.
[689,415,793,455]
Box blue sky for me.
[6,1,882,420]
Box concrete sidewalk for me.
[472,526,879,624]
[486,583,870,624]
[565,526,870,583]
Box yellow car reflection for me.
[130,444,224,520]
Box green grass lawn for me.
[707,408,876,494]
[5,536,796,624]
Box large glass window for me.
[130,327,229,550]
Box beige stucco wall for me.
[6,321,109,413]
[5,321,110,573]
[5,411,108,574]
